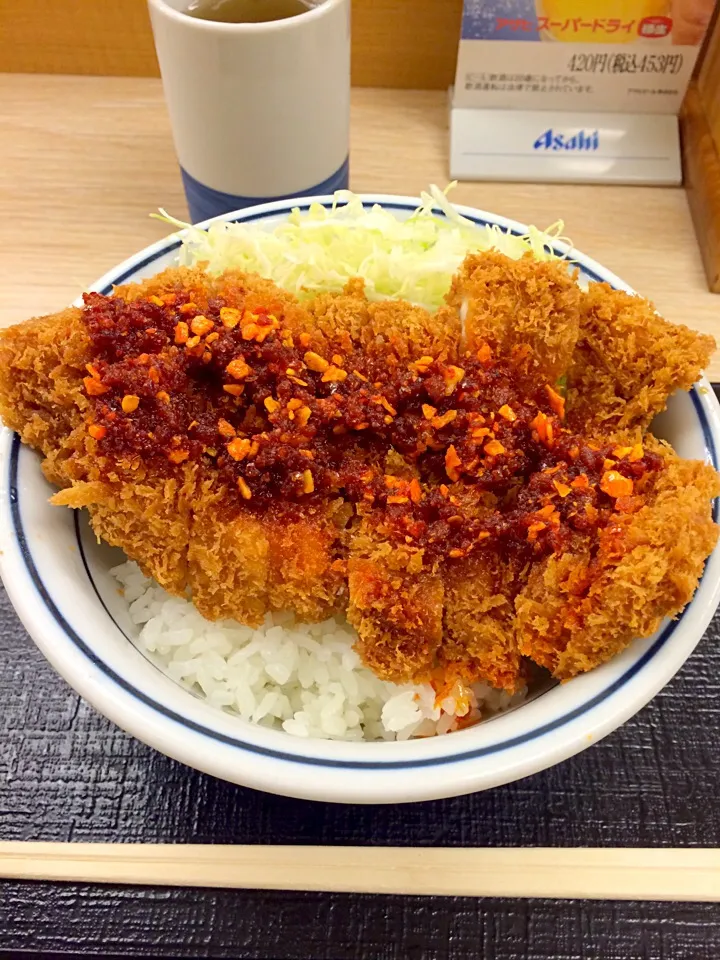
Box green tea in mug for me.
[185,0,314,23]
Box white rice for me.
[112,561,526,741]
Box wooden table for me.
[2,72,719,382]
[4,70,720,960]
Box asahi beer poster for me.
[454,0,717,113]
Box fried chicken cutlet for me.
[567,283,716,438]
[0,252,716,699]
[515,446,720,678]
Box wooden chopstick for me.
[1,843,720,901]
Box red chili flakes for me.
[476,343,492,365]
[84,376,109,396]
[80,290,664,564]
[443,365,465,395]
[226,357,251,380]
[531,411,549,442]
[321,365,348,383]
[295,406,311,427]
[227,437,252,461]
[445,445,462,482]
[411,355,435,375]
[301,469,315,494]
[220,307,240,329]
[237,476,252,499]
[304,351,329,373]
[218,419,236,439]
[378,396,397,416]
[600,471,634,498]
[240,310,279,343]
[190,315,214,337]
[484,439,505,457]
[545,384,566,419]
[432,410,457,429]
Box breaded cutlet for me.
[445,251,582,385]
[0,268,346,619]
[347,525,445,682]
[441,552,524,693]
[515,447,720,679]
[567,282,715,437]
[0,251,717,698]
[309,278,461,363]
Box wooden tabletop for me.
[2,73,719,377]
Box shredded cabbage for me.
[154,183,570,309]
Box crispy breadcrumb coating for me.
[445,251,582,385]
[515,449,719,678]
[0,251,716,698]
[441,553,523,692]
[348,532,445,682]
[567,283,715,436]
[309,278,461,363]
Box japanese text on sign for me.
[567,51,684,73]
[496,15,673,37]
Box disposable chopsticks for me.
[1,843,719,901]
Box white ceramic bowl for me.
[2,195,719,804]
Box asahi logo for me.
[533,128,600,151]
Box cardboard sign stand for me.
[450,103,681,183]
[450,3,714,185]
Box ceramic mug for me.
[147,0,351,223]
